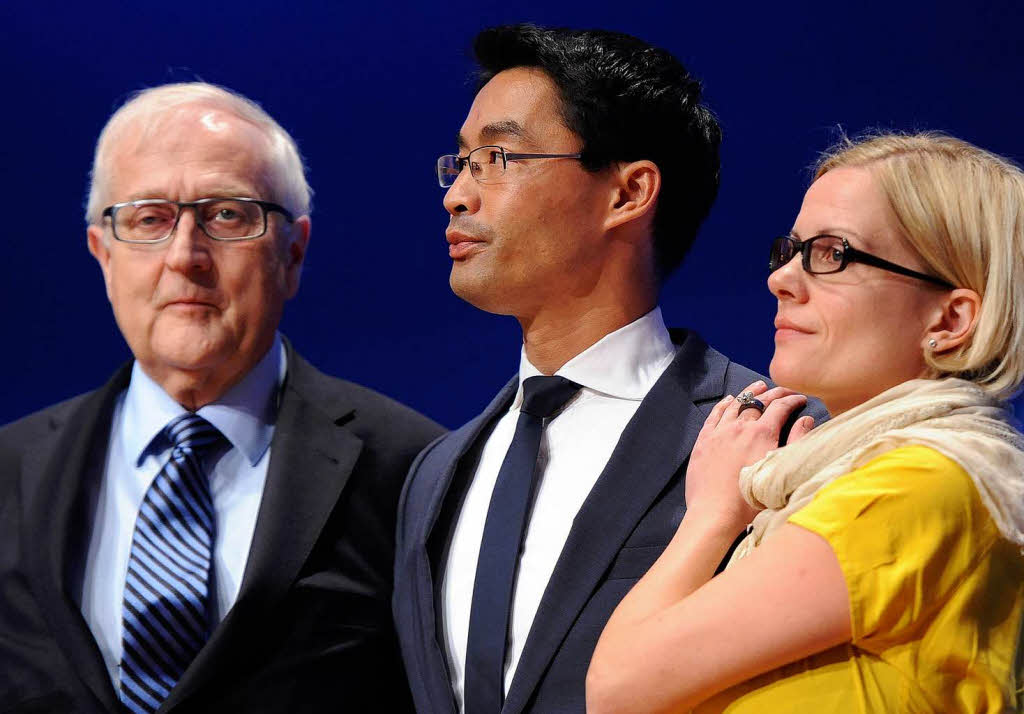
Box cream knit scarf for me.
[727,377,1024,568]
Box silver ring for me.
[736,391,766,416]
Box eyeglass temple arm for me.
[846,247,954,288]
[503,152,583,160]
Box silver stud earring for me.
[928,339,938,350]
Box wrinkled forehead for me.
[108,103,272,164]
[100,104,276,198]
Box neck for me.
[519,292,657,375]
[142,368,237,411]
[139,349,271,411]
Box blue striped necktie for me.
[119,413,224,713]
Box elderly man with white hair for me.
[0,82,442,713]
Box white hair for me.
[85,82,312,224]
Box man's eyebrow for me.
[479,120,531,144]
[456,121,536,152]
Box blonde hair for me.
[814,132,1024,400]
[86,82,312,224]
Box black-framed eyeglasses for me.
[769,234,955,289]
[436,145,582,187]
[101,197,294,244]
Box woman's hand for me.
[589,385,836,714]
[684,381,813,533]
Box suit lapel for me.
[502,331,727,714]
[424,378,518,544]
[413,377,518,714]
[22,366,131,713]
[164,349,365,711]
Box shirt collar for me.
[513,306,675,407]
[122,333,286,467]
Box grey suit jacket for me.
[393,329,828,714]
[0,343,444,713]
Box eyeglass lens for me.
[436,146,509,187]
[769,237,792,271]
[770,235,846,274]
[114,200,267,242]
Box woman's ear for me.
[924,288,982,353]
[604,160,661,233]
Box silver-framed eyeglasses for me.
[101,197,294,244]
[769,233,955,289]
[436,145,582,187]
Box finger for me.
[730,383,800,421]
[701,395,734,433]
[758,394,809,433]
[745,380,769,396]
[786,415,816,445]
[726,380,767,418]
[737,386,798,420]
[751,385,800,407]
[737,400,766,420]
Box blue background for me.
[2,1,1022,428]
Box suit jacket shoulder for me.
[285,349,445,459]
[0,382,117,454]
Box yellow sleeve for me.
[787,445,999,653]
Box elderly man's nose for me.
[164,210,213,271]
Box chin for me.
[449,269,515,316]
[768,356,805,394]
[149,328,233,372]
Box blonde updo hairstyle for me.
[814,132,1024,400]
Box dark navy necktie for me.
[119,413,224,713]
[464,375,581,714]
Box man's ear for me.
[603,160,661,234]
[924,288,982,353]
[283,215,311,299]
[87,225,114,302]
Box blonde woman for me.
[586,133,1024,713]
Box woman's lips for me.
[774,327,809,341]
[773,319,812,341]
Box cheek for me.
[107,255,160,316]
[773,284,929,400]
[229,247,290,313]
[502,186,599,263]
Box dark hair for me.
[473,24,722,278]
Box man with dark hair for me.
[394,24,826,714]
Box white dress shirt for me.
[440,307,676,711]
[80,335,286,686]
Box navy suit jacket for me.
[393,329,828,714]
[0,344,443,713]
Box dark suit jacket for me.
[0,344,444,713]
[393,329,828,714]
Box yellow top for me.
[696,445,1024,714]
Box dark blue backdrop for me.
[3,1,1022,428]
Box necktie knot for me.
[165,413,224,455]
[520,376,581,418]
